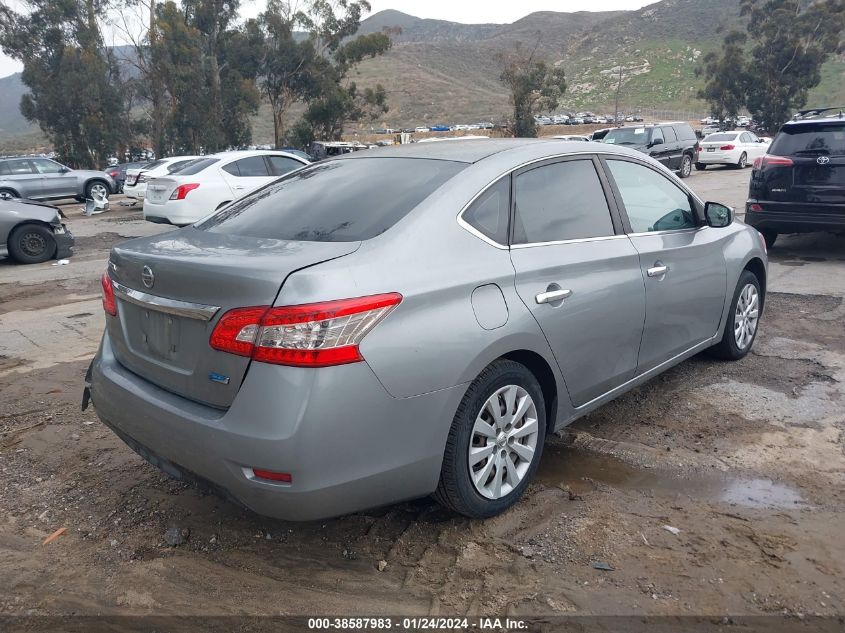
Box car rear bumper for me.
[697,152,735,164]
[142,200,200,226]
[89,332,463,521]
[745,202,845,233]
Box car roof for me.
[337,138,646,165]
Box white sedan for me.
[124,155,199,200]
[696,130,770,170]
[143,150,309,226]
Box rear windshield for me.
[196,158,466,242]
[143,159,166,171]
[704,133,739,142]
[177,158,220,175]
[770,123,845,157]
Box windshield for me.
[603,127,651,146]
[704,133,739,142]
[769,123,845,157]
[196,158,466,242]
[177,158,220,175]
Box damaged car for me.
[0,198,74,264]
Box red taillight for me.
[754,154,794,169]
[101,271,117,316]
[694,142,701,153]
[720,144,735,151]
[170,183,200,200]
[210,293,403,367]
[251,469,292,483]
[748,203,764,213]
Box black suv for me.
[601,122,700,178]
[747,108,845,248]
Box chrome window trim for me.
[627,227,705,238]
[112,280,220,321]
[456,150,612,249]
[511,234,629,249]
[456,150,706,248]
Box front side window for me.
[463,177,509,244]
[512,160,615,244]
[607,160,697,233]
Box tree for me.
[498,42,567,138]
[696,31,749,122]
[742,0,845,131]
[698,0,845,132]
[0,0,126,167]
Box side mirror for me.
[704,201,733,228]
[59,166,70,174]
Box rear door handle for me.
[535,289,572,304]
[647,264,668,278]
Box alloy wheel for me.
[681,155,692,177]
[738,153,747,168]
[468,385,539,500]
[89,183,108,200]
[0,190,14,200]
[734,283,759,350]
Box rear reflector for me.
[251,469,292,483]
[170,183,200,200]
[101,271,117,316]
[210,293,403,367]
[753,154,794,169]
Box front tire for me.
[7,223,57,264]
[434,360,546,518]
[709,270,762,360]
[678,154,692,178]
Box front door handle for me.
[647,264,668,278]
[536,289,572,304]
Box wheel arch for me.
[743,256,767,307]
[0,186,21,199]
[84,177,111,196]
[499,349,558,433]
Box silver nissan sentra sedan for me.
[86,139,767,520]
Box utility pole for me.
[614,64,624,122]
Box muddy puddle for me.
[537,445,805,510]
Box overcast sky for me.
[0,0,654,77]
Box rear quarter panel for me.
[274,164,569,408]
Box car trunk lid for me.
[106,228,361,408]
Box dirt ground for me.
[1,175,844,621]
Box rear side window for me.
[662,126,678,142]
[706,133,738,142]
[224,156,269,177]
[177,158,220,175]
[512,160,614,244]
[267,155,305,177]
[6,159,35,175]
[463,177,510,244]
[197,158,466,242]
[770,123,845,157]
[675,124,697,141]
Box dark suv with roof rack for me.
[746,107,845,248]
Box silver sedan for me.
[86,139,767,520]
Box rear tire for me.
[737,152,748,169]
[678,154,692,178]
[7,223,57,264]
[760,230,778,249]
[85,180,110,200]
[695,162,707,171]
[708,270,762,361]
[434,360,546,519]
[0,188,19,200]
